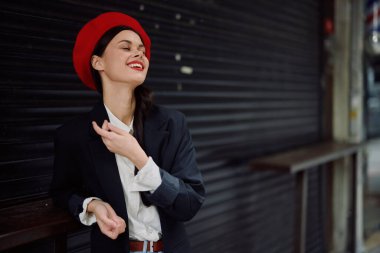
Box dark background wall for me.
[0,0,324,252]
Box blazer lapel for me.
[143,106,169,166]
[87,102,127,217]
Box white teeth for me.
[128,63,143,69]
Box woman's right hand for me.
[87,199,126,239]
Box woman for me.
[51,12,205,253]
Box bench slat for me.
[250,141,361,173]
[0,198,80,251]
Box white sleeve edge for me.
[78,197,101,226]
[131,157,162,193]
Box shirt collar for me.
[104,104,134,133]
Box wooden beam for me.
[250,141,361,173]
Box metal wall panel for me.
[0,0,324,252]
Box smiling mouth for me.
[127,61,144,71]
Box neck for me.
[103,84,135,126]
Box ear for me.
[91,55,104,71]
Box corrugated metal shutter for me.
[0,0,324,252]
[306,167,326,253]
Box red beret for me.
[73,12,151,90]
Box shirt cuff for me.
[130,157,162,192]
[79,197,100,226]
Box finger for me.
[112,215,125,227]
[116,216,126,225]
[110,217,125,234]
[104,203,120,221]
[97,218,119,239]
[92,121,110,138]
[92,121,104,135]
[102,120,110,131]
[98,214,117,228]
[99,224,118,240]
[105,232,118,240]
[116,216,126,232]
[92,121,101,130]
[109,232,118,240]
[104,122,111,131]
[107,122,129,136]
[103,204,125,232]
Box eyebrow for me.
[118,40,145,49]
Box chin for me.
[127,78,146,88]
[127,73,147,85]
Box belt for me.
[129,240,164,252]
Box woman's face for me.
[93,30,149,88]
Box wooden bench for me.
[0,198,80,252]
[250,141,362,253]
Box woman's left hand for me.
[92,120,148,169]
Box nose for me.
[132,49,143,58]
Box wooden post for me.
[331,157,351,252]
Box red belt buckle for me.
[129,240,163,252]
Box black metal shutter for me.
[0,0,324,252]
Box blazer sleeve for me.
[50,128,87,222]
[143,112,206,222]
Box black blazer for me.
[50,102,205,253]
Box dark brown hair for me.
[91,26,153,148]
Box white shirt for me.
[79,105,163,241]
